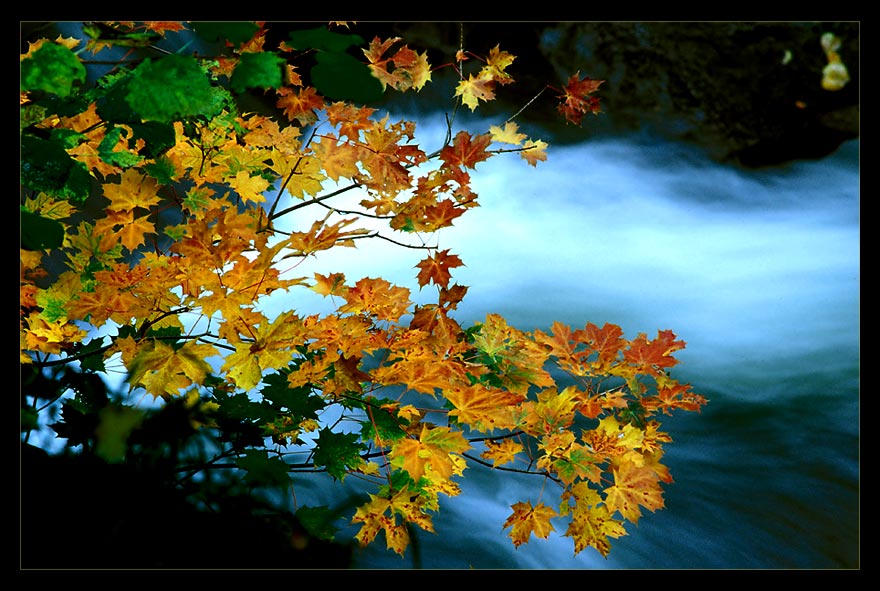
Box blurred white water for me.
[265,116,859,398]
[258,116,858,569]
[35,110,857,568]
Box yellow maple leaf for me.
[310,135,362,182]
[116,214,155,251]
[565,501,627,557]
[227,170,270,204]
[489,121,527,146]
[520,139,548,167]
[454,73,495,110]
[389,424,469,484]
[483,45,516,85]
[502,501,557,548]
[102,169,162,211]
[268,151,326,198]
[481,439,523,467]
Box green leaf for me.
[192,21,260,45]
[98,126,142,168]
[215,391,276,423]
[143,156,176,184]
[21,407,40,432]
[129,121,176,159]
[261,372,326,419]
[125,55,215,122]
[82,22,161,47]
[313,427,364,481]
[49,128,85,150]
[356,397,408,443]
[312,51,384,103]
[76,337,108,373]
[288,26,364,53]
[230,51,285,93]
[235,449,291,488]
[20,208,64,251]
[20,135,91,203]
[95,405,145,463]
[295,505,341,541]
[20,43,86,98]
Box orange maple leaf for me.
[310,135,362,182]
[444,383,522,432]
[623,330,686,375]
[439,131,493,170]
[276,85,325,126]
[389,424,470,484]
[116,214,156,251]
[604,460,665,523]
[363,37,432,92]
[415,249,464,289]
[338,277,412,322]
[503,501,557,548]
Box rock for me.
[537,22,859,166]
[360,22,859,167]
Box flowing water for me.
[266,118,859,569]
[29,113,858,569]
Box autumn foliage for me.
[20,21,706,564]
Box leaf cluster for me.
[20,21,703,564]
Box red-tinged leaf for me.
[415,249,464,289]
[503,501,557,548]
[439,131,493,170]
[623,330,686,374]
[557,71,603,125]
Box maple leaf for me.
[311,271,348,297]
[116,214,156,251]
[604,460,665,523]
[481,439,524,467]
[127,339,219,398]
[519,386,579,435]
[454,73,496,110]
[623,330,686,375]
[324,101,377,140]
[520,139,548,167]
[362,36,432,92]
[444,384,522,432]
[483,45,516,85]
[352,488,436,555]
[285,216,369,256]
[439,131,493,170]
[489,121,527,146]
[503,501,557,548]
[310,134,362,181]
[389,424,470,485]
[276,85,325,126]
[557,71,604,125]
[562,482,628,557]
[536,431,602,485]
[227,170,270,204]
[338,277,412,322]
[102,169,162,211]
[415,249,464,289]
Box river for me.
[268,117,859,569]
